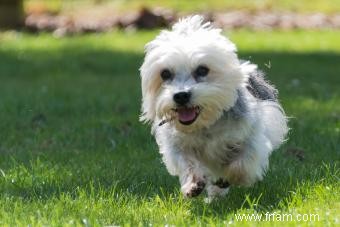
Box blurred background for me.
[1,0,340,34]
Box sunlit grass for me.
[25,0,340,13]
[0,30,339,225]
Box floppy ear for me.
[139,88,156,124]
[139,58,157,124]
[139,37,167,124]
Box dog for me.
[139,15,288,200]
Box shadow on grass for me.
[0,47,339,215]
[1,47,339,100]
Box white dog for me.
[140,15,288,199]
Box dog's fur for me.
[140,15,288,199]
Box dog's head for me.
[140,15,254,132]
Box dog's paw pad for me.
[185,181,206,198]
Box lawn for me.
[25,0,340,13]
[0,30,339,226]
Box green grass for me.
[25,0,340,14]
[0,30,339,226]
[109,0,340,13]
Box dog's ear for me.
[139,58,157,124]
[140,92,156,124]
[139,37,167,124]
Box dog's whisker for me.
[158,119,169,126]
[158,116,175,126]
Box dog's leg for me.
[224,134,271,186]
[205,178,230,202]
[161,149,206,197]
[180,166,206,198]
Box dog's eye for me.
[194,65,209,78]
[160,69,173,81]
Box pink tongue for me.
[177,108,196,122]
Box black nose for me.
[173,91,191,105]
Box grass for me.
[25,0,340,14]
[0,29,339,226]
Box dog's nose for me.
[173,91,191,105]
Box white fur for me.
[140,15,288,199]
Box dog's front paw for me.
[182,180,206,198]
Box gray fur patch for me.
[247,70,278,101]
[224,89,248,120]
[221,142,244,165]
[221,69,279,122]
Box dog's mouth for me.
[173,106,201,125]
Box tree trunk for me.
[0,0,24,29]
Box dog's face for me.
[140,16,250,132]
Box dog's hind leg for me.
[205,178,230,202]
[223,133,272,186]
